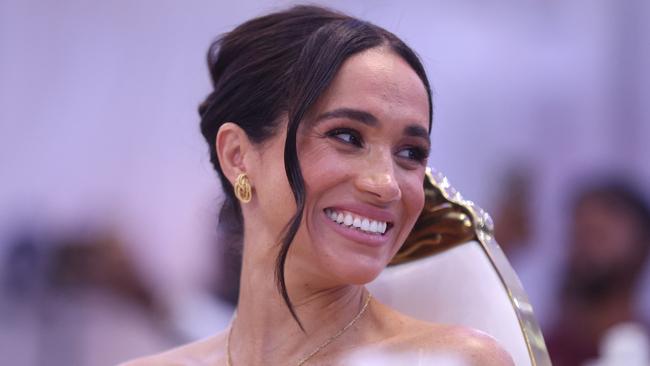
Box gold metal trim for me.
[391,168,551,365]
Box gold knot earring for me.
[234,173,252,203]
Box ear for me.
[216,122,251,185]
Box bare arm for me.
[452,328,514,366]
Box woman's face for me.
[251,47,430,286]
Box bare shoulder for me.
[390,321,513,366]
[368,302,513,366]
[119,331,227,366]
[428,324,515,366]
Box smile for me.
[324,208,389,235]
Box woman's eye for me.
[396,146,429,163]
[326,128,363,147]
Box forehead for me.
[312,48,430,128]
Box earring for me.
[234,173,252,203]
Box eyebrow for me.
[314,107,430,144]
[404,125,431,146]
[313,107,378,126]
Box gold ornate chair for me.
[368,168,551,366]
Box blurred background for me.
[1,0,649,365]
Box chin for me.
[328,257,391,285]
[302,212,404,285]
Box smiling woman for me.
[291,49,431,287]
[122,5,513,366]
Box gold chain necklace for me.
[226,292,372,366]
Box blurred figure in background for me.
[546,178,650,365]
[1,226,177,366]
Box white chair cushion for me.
[368,240,531,366]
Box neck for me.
[228,233,368,365]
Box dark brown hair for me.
[199,5,432,328]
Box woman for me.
[125,5,513,365]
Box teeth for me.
[344,214,353,226]
[353,217,361,228]
[325,208,388,235]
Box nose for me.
[354,150,401,203]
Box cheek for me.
[253,147,296,236]
[400,175,426,229]
[262,174,294,216]
[256,183,290,238]
[299,141,350,200]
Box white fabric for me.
[368,240,531,366]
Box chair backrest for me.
[368,168,551,366]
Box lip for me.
[326,203,396,224]
[321,204,396,247]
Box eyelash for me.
[325,127,429,164]
[326,128,363,146]
[398,145,429,162]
